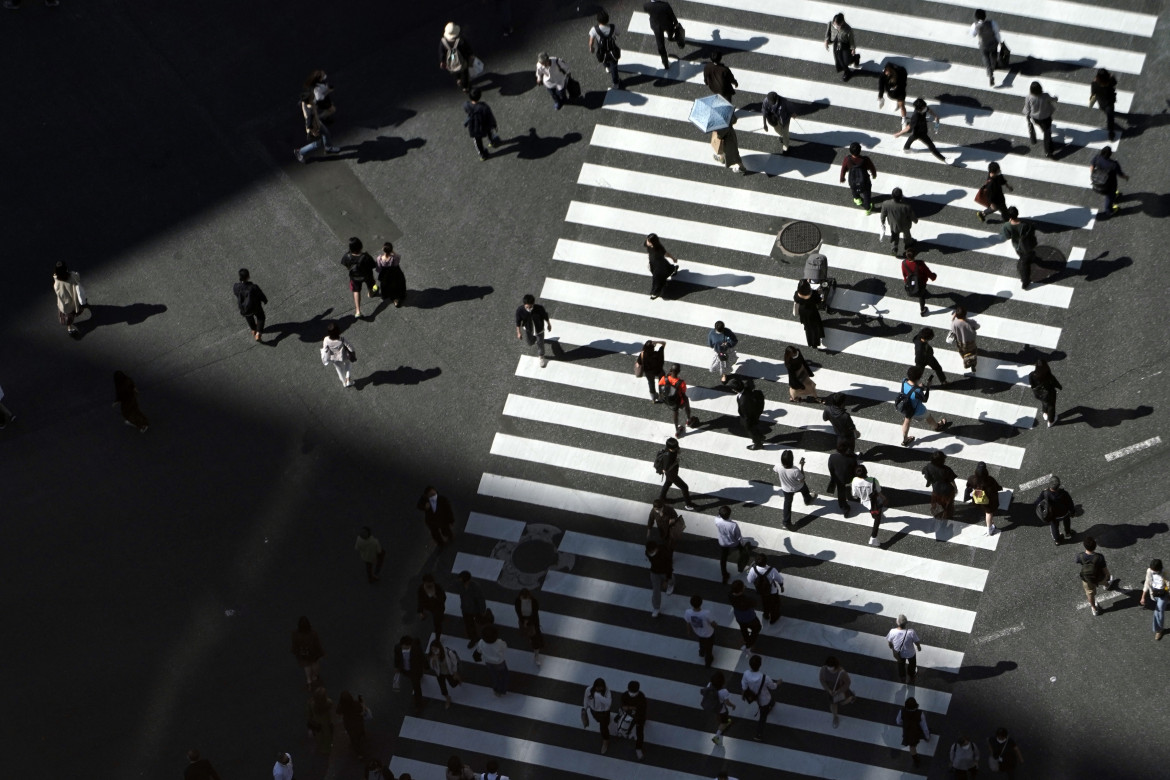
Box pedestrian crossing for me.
[391,1,1152,776]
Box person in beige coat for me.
[711,115,745,174]
[52,261,84,336]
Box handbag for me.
[343,343,357,363]
[634,356,644,378]
[945,330,956,344]
[997,41,1011,68]
[974,183,991,207]
[972,488,990,505]
[468,57,485,79]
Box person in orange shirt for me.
[657,364,697,437]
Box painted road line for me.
[1104,436,1162,462]
[1067,246,1086,270]
[478,473,992,587]
[451,551,504,582]
[917,0,1156,38]
[466,511,526,541]
[1017,473,1053,492]
[971,622,1026,645]
[545,318,1039,428]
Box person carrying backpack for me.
[1139,558,1169,640]
[588,10,622,90]
[897,365,950,447]
[968,10,1002,86]
[1035,475,1074,544]
[653,436,695,509]
[1000,207,1037,289]
[439,23,476,93]
[1074,536,1119,616]
[658,364,697,437]
[900,249,934,317]
[1089,146,1129,218]
[745,553,784,624]
[232,268,268,342]
[701,671,735,745]
[839,142,876,213]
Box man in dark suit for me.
[734,378,765,450]
[417,486,455,546]
[702,51,737,101]
[393,635,425,712]
[643,0,679,70]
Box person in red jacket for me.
[658,364,697,437]
[900,250,936,317]
[840,142,877,213]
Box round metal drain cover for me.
[512,539,559,574]
[776,221,822,257]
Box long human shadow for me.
[1115,191,1170,220]
[474,69,537,98]
[404,285,493,310]
[1056,405,1153,429]
[957,660,1019,682]
[1113,101,1170,140]
[505,129,583,160]
[1084,521,1170,550]
[336,136,426,164]
[75,303,168,337]
[263,308,335,346]
[355,366,441,389]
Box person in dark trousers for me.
[643,0,679,70]
[1089,146,1129,217]
[774,450,816,527]
[901,250,935,317]
[733,378,766,450]
[877,62,908,127]
[713,505,746,583]
[515,293,552,368]
[656,436,696,509]
[824,13,857,81]
[1035,475,1075,545]
[1089,68,1119,142]
[394,635,426,712]
[463,88,501,161]
[703,51,737,101]
[375,242,406,306]
[852,465,886,545]
[1024,81,1058,157]
[987,727,1025,777]
[784,345,819,402]
[709,320,738,383]
[887,614,923,684]
[746,553,784,625]
[5,0,63,9]
[1000,207,1037,289]
[741,650,779,741]
[417,573,447,640]
[823,392,859,449]
[1029,358,1062,427]
[894,98,947,162]
[233,268,268,341]
[825,439,858,516]
[968,10,1002,86]
[355,526,385,583]
[922,450,958,519]
[113,371,150,433]
[840,142,876,213]
[647,499,684,550]
[619,681,648,760]
[336,691,367,758]
[439,22,475,92]
[964,461,1002,536]
[684,594,717,667]
[882,189,919,258]
[1074,536,1120,615]
[291,616,325,686]
[896,697,930,767]
[976,161,1014,223]
[728,580,761,649]
[534,52,571,110]
[588,10,622,90]
[184,750,222,780]
[762,91,793,154]
[417,486,456,547]
[0,382,14,430]
[341,237,376,318]
[514,588,544,665]
[912,328,947,384]
[645,233,679,300]
[637,339,667,402]
[647,539,674,618]
[658,364,697,436]
[793,281,825,350]
[453,570,488,648]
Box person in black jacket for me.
[703,51,737,101]
[643,0,679,70]
[733,378,766,450]
[393,635,426,712]
[1089,68,1119,142]
[340,237,376,319]
[463,88,500,161]
[822,392,859,450]
[877,62,908,127]
[762,91,794,154]
[418,486,456,546]
[1035,475,1075,544]
[656,436,695,509]
[515,293,552,367]
[912,328,947,385]
[977,161,1014,223]
[620,681,649,760]
[417,573,447,640]
[840,142,877,213]
[645,233,679,300]
[233,268,268,342]
[1029,358,1063,427]
[922,450,958,520]
[825,439,859,516]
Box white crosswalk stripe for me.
[392,2,1152,776]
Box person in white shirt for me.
[587,10,621,90]
[739,654,779,741]
[745,553,784,624]
[949,735,980,779]
[1139,558,1168,640]
[581,678,613,754]
[479,758,510,780]
[705,671,735,745]
[273,752,294,780]
[850,464,886,546]
[474,625,510,696]
[886,614,923,684]
[713,506,746,584]
[535,52,570,109]
[684,594,717,667]
[774,450,816,527]
[968,10,1002,86]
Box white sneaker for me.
[539,357,549,368]
[1042,411,1048,421]
[988,524,998,535]
[730,164,743,172]
[665,580,675,595]
[651,609,659,618]
[868,535,879,546]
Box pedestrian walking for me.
[654,436,696,508]
[394,634,426,712]
[950,735,980,779]
[52,261,84,336]
[793,282,826,350]
[840,142,876,213]
[581,678,613,753]
[588,11,623,90]
[740,653,778,741]
[703,671,735,744]
[684,594,718,667]
[374,243,406,306]
[473,624,510,696]
[1075,536,1120,616]
[746,553,784,624]
[895,98,948,163]
[514,588,544,665]
[480,758,509,780]
[294,87,339,163]
[304,70,336,124]
[306,687,335,755]
[912,328,947,384]
[964,462,1002,535]
[825,439,859,516]
[535,52,573,110]
[852,465,887,546]
[823,393,859,449]
[233,268,268,341]
[515,293,552,368]
[463,88,501,161]
[969,10,1002,86]
[112,371,150,433]
[619,681,648,760]
[364,758,397,780]
[823,13,857,81]
[898,365,949,446]
[417,573,447,640]
[1000,207,1038,289]
[657,365,698,437]
[341,237,376,318]
[762,91,793,154]
[819,656,856,728]
[882,189,919,258]
[901,250,934,316]
[922,450,958,519]
[355,526,385,583]
[877,63,908,127]
[774,450,817,527]
[901,703,936,768]
[728,580,761,650]
[643,0,680,70]
[646,539,674,618]
[417,485,456,547]
[711,115,745,174]
[645,234,679,300]
[320,322,354,388]
[1029,358,1062,427]
[733,378,765,450]
[703,51,737,101]
[714,505,746,583]
[708,320,738,383]
[336,691,367,757]
[446,755,476,780]
[1024,81,1058,157]
[648,499,686,548]
[1140,559,1168,640]
[0,382,14,430]
[950,305,979,373]
[273,752,294,780]
[184,750,222,780]
[1089,146,1129,217]
[291,616,324,687]
[439,23,476,93]
[887,614,923,684]
[636,339,667,402]
[453,571,488,648]
[428,639,462,709]
[1035,475,1075,544]
[783,346,818,403]
[976,161,1014,223]
[987,727,1025,777]
[1089,68,1119,141]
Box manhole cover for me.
[512,539,559,573]
[776,221,822,257]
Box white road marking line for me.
[972,622,1025,644]
[1104,436,1162,462]
[1067,246,1086,270]
[451,552,504,581]
[918,0,1156,38]
[1075,589,1125,609]
[466,512,526,541]
[1017,473,1053,492]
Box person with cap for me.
[703,51,737,102]
[1000,207,1038,289]
[655,436,696,510]
[886,614,923,684]
[1089,146,1129,218]
[643,0,680,71]
[515,293,552,368]
[1024,81,1058,157]
[840,142,876,213]
[463,88,501,161]
[823,12,857,81]
[233,268,268,342]
[896,697,930,767]
[439,23,476,92]
[1089,68,1119,142]
[894,98,948,163]
[535,52,571,110]
[877,62,908,128]
[761,91,793,154]
[881,189,918,258]
[969,10,1002,86]
[733,378,765,450]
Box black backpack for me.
[660,379,681,407]
[236,283,256,315]
[753,566,774,596]
[847,160,867,189]
[653,448,672,475]
[1035,495,1053,522]
[594,26,621,63]
[893,389,915,418]
[1079,553,1105,584]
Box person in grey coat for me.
[823,13,857,81]
[1024,81,1058,157]
[968,10,1002,87]
[762,91,794,154]
[880,188,918,257]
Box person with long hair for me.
[793,280,825,349]
[303,70,335,123]
[293,84,339,163]
[922,450,958,520]
[335,691,366,757]
[964,461,1002,535]
[783,346,818,403]
[1089,68,1119,142]
[645,233,679,300]
[113,371,149,433]
[375,242,406,307]
[1029,360,1063,428]
[427,639,461,709]
[582,678,613,753]
[320,322,354,388]
[976,161,1013,223]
